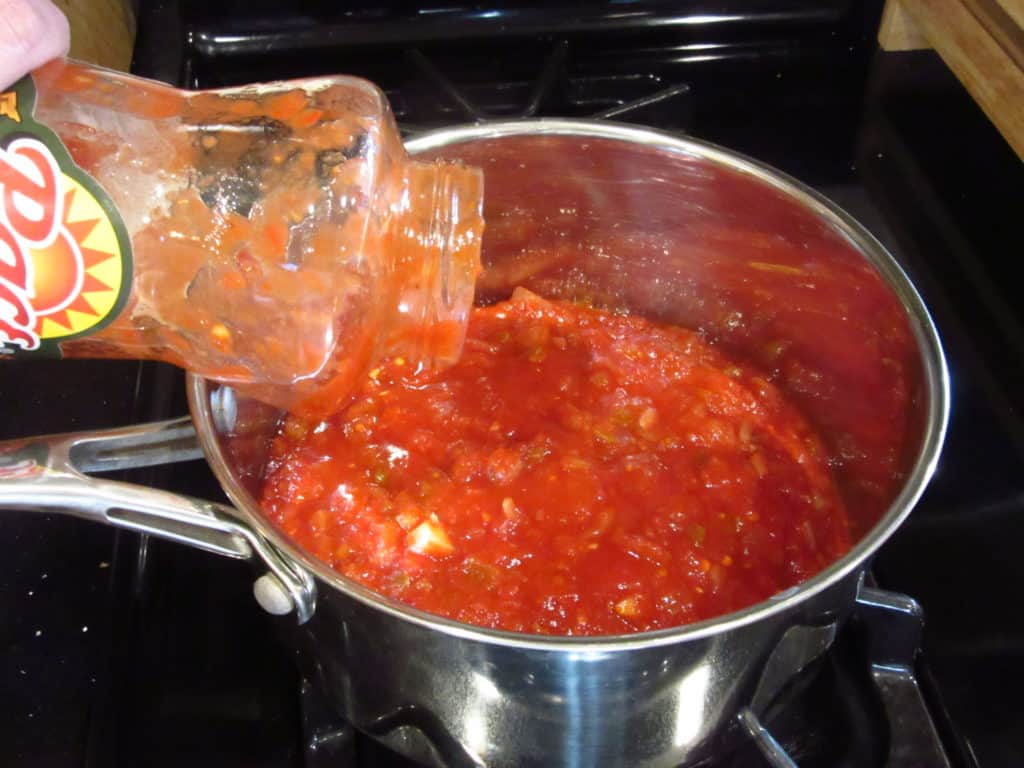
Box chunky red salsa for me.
[261,291,850,635]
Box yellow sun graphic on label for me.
[30,173,125,341]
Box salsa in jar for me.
[3,60,482,418]
[262,290,850,636]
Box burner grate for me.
[391,41,693,134]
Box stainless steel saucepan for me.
[0,121,948,767]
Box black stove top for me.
[2,1,1022,766]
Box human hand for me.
[0,0,69,88]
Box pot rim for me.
[189,118,950,651]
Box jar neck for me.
[382,157,483,372]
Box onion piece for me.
[407,514,455,557]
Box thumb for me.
[0,0,70,88]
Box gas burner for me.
[733,587,953,768]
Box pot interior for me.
[195,123,944,629]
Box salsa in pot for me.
[261,290,850,636]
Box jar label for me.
[0,75,132,357]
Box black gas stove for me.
[2,1,1022,766]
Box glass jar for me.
[0,60,483,416]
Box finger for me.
[0,0,70,88]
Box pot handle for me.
[0,417,316,623]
